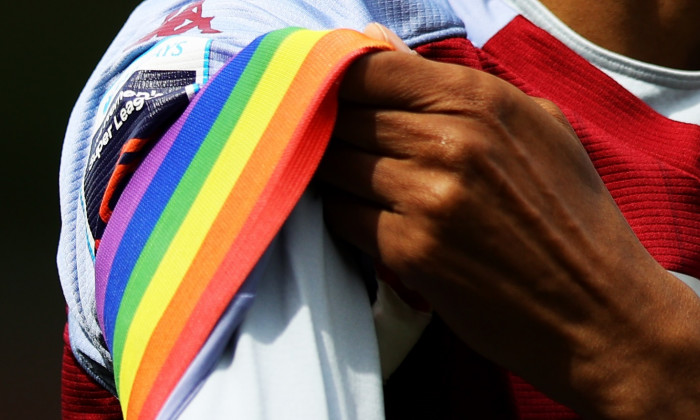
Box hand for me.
[319,31,700,419]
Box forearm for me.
[413,228,700,419]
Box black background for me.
[4,1,142,417]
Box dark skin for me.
[319,6,700,419]
[540,0,700,70]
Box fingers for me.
[323,189,413,268]
[339,51,424,107]
[318,141,410,210]
[338,48,526,131]
[332,105,437,157]
[322,190,383,258]
[339,50,487,111]
[333,103,486,169]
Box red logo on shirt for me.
[139,0,221,43]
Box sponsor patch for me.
[82,37,212,254]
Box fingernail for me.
[366,22,414,54]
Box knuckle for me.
[379,215,437,275]
[394,224,441,274]
[464,73,517,116]
[434,123,474,164]
[414,175,469,219]
[425,118,496,170]
[532,97,562,116]
[430,66,508,115]
[449,75,526,143]
[408,234,440,271]
[532,97,573,129]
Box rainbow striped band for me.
[94,28,391,419]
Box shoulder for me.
[57,0,467,388]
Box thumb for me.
[363,22,415,54]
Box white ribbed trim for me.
[504,0,700,124]
[672,271,700,298]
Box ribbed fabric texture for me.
[62,17,699,420]
[478,16,700,419]
[62,324,122,420]
[509,374,579,419]
[481,16,700,280]
[418,17,700,418]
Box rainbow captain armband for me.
[93,28,392,419]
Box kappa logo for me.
[139,0,221,43]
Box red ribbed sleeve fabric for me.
[61,20,699,419]
[62,323,122,419]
